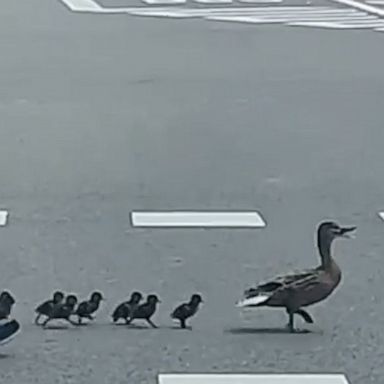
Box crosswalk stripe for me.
[205,14,375,23]
[238,0,283,3]
[129,5,339,14]
[131,211,266,228]
[58,0,384,33]
[193,0,234,4]
[142,0,187,4]
[127,7,363,17]
[0,211,8,227]
[287,21,358,28]
[59,0,103,11]
[158,374,351,384]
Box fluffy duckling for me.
[35,291,65,325]
[112,291,143,324]
[0,291,16,320]
[0,319,20,346]
[41,294,78,328]
[126,294,160,328]
[75,291,104,325]
[171,294,203,329]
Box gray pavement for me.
[1,0,384,383]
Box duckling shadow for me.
[160,325,193,331]
[125,324,157,330]
[0,353,11,359]
[42,325,80,330]
[224,327,313,335]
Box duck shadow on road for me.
[224,327,319,335]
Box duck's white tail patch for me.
[236,295,270,308]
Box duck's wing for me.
[171,303,188,319]
[35,300,52,314]
[237,269,318,308]
[75,302,89,316]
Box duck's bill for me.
[339,226,356,238]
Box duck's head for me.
[190,294,203,304]
[130,291,143,303]
[318,221,356,242]
[65,295,78,306]
[147,294,161,304]
[0,291,15,305]
[53,291,65,303]
[90,291,104,303]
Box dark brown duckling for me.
[35,291,65,325]
[171,294,203,329]
[126,294,161,328]
[42,294,78,328]
[112,291,143,324]
[0,291,16,320]
[75,291,104,325]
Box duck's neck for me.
[317,235,334,269]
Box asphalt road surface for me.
[1,0,384,383]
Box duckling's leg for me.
[66,316,79,326]
[34,314,42,325]
[295,309,314,324]
[77,316,82,325]
[42,318,51,328]
[180,319,186,329]
[86,314,94,321]
[146,318,158,328]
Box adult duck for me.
[236,221,356,332]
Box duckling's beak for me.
[339,226,356,238]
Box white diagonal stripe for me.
[193,0,233,4]
[127,7,363,18]
[59,0,103,11]
[205,13,375,23]
[142,0,187,4]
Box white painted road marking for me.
[238,0,283,3]
[59,0,103,11]
[193,0,233,4]
[0,211,9,227]
[142,0,186,5]
[330,0,384,16]
[131,211,266,228]
[158,373,351,384]
[57,0,384,33]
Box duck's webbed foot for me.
[295,309,314,324]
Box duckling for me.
[112,291,143,324]
[126,294,161,328]
[0,291,16,320]
[41,294,78,328]
[171,294,203,329]
[236,221,356,333]
[75,291,104,325]
[0,319,21,346]
[35,291,65,325]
